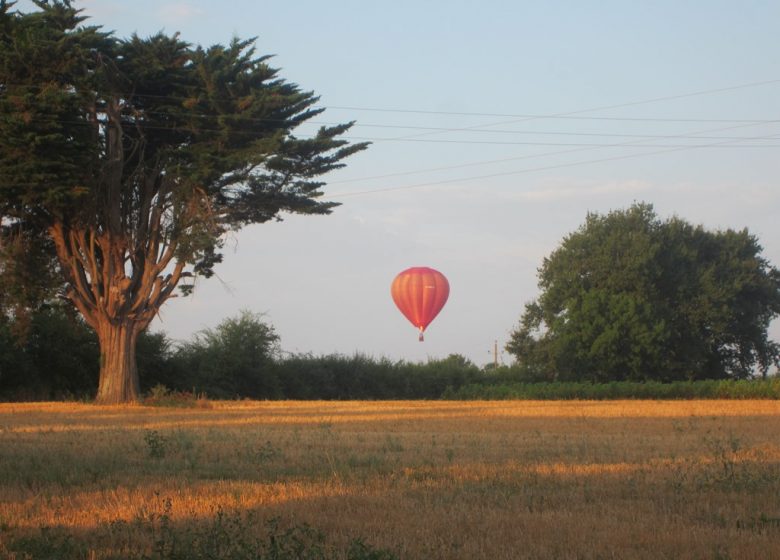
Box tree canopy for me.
[0,0,367,402]
[507,203,780,381]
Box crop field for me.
[2,400,780,559]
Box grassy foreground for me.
[1,400,780,559]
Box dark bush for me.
[172,310,281,399]
[0,304,98,400]
[442,378,780,400]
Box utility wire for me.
[343,135,780,148]
[322,78,780,185]
[329,120,780,186]
[333,113,778,124]
[13,111,780,149]
[4,79,780,126]
[336,122,780,139]
[329,122,779,198]
[5,77,780,194]
[328,78,780,124]
[13,108,780,141]
[380,79,780,143]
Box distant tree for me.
[136,330,182,393]
[174,311,280,399]
[0,302,99,400]
[0,1,367,402]
[507,203,780,381]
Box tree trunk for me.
[49,220,185,405]
[95,320,141,404]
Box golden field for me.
[1,400,780,559]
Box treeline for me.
[1,306,778,402]
[0,307,486,401]
[444,378,780,400]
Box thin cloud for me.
[78,1,127,22]
[374,180,651,204]
[517,179,650,202]
[157,3,204,23]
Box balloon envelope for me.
[391,267,449,340]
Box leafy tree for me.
[507,203,780,381]
[272,353,483,400]
[0,302,99,400]
[0,1,367,402]
[173,310,280,399]
[404,354,482,397]
[136,330,182,393]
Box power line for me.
[8,115,779,194]
[11,106,780,140]
[327,78,780,124]
[343,135,780,149]
[334,112,778,124]
[382,79,780,143]
[329,124,779,198]
[324,79,780,186]
[4,79,780,126]
[13,111,780,149]
[5,77,780,197]
[342,122,780,139]
[329,121,780,186]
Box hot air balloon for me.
[391,267,450,341]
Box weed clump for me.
[144,430,168,459]
[143,385,210,408]
[1,497,398,560]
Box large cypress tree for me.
[0,1,367,403]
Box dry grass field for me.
[1,400,780,559]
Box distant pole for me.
[493,340,498,368]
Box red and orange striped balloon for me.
[391,267,450,341]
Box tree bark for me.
[95,319,141,404]
[49,218,186,404]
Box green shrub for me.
[0,304,98,401]
[172,310,281,399]
[274,353,483,400]
[442,379,780,400]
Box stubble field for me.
[1,400,780,559]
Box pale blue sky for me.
[17,1,780,365]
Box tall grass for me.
[2,400,780,558]
[2,501,395,559]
